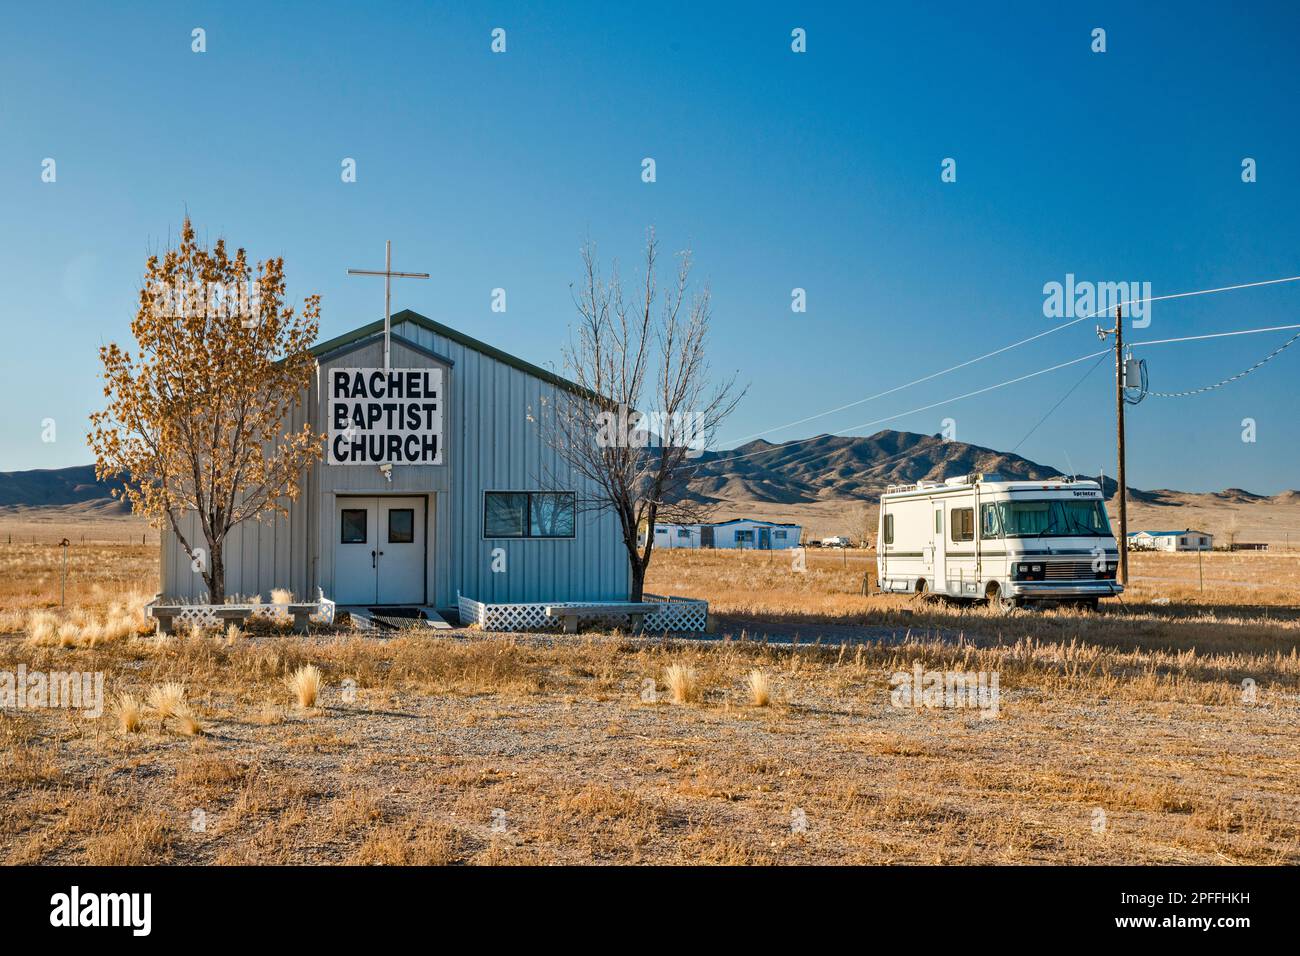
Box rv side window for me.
[981,503,1001,539]
[951,507,974,542]
[883,514,894,545]
[935,511,943,534]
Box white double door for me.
[334,496,426,605]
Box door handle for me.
[371,549,377,569]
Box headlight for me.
[1018,563,1030,573]
[1031,564,1042,573]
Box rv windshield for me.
[996,499,1112,538]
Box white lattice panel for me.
[643,601,708,632]
[170,606,219,629]
[458,595,708,634]
[151,597,330,629]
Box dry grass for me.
[112,693,144,734]
[147,682,186,722]
[286,664,324,709]
[2,527,1299,865]
[663,663,699,704]
[177,710,204,736]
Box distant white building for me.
[641,518,802,550]
[1128,530,1213,552]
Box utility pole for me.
[1098,304,1129,585]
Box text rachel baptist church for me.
[328,367,444,465]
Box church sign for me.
[328,367,443,465]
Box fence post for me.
[59,538,70,607]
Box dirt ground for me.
[1,530,1298,865]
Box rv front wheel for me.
[986,583,1016,614]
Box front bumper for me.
[1006,581,1123,599]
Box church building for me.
[159,310,630,616]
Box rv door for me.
[932,504,947,592]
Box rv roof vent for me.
[944,475,970,486]
[916,480,941,489]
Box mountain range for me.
[3,430,1291,513]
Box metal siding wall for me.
[395,320,628,606]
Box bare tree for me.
[546,231,744,601]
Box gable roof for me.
[310,309,587,396]
[1128,529,1209,537]
[313,329,456,368]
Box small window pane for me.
[883,514,894,545]
[951,507,974,542]
[388,508,414,543]
[530,493,575,538]
[981,503,1001,539]
[341,509,367,544]
[485,493,527,537]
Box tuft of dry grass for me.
[286,664,324,709]
[23,611,60,646]
[663,663,699,704]
[176,709,204,736]
[112,693,144,734]
[746,669,772,707]
[147,682,186,723]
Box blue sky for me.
[3,0,1298,491]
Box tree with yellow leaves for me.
[89,219,324,604]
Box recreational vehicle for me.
[877,474,1122,610]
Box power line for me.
[710,348,1109,467]
[1136,326,1300,398]
[1010,353,1109,453]
[720,273,1300,447]
[1129,322,1300,347]
[708,318,1300,468]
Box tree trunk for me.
[629,559,646,603]
[206,539,225,605]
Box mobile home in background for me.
[642,518,802,550]
[1127,530,1213,551]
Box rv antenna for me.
[1063,450,1078,482]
